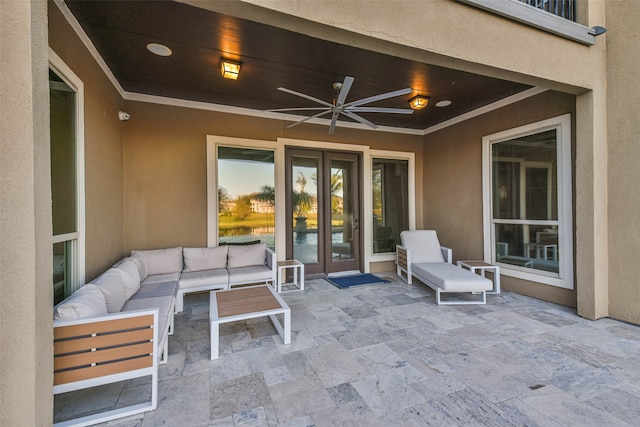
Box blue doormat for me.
[326,273,390,289]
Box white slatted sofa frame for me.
[53,309,159,427]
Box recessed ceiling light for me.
[146,43,172,57]
[436,100,452,107]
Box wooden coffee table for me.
[209,285,291,360]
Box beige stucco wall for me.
[423,91,577,307]
[0,0,52,425]
[605,1,640,325]
[122,100,423,253]
[214,0,611,319]
[48,3,126,281]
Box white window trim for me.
[369,150,416,262]
[206,136,417,271]
[49,48,86,290]
[482,114,573,289]
[206,136,281,250]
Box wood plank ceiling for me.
[65,0,532,131]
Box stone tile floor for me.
[55,275,640,426]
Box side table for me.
[457,261,501,294]
[277,260,304,293]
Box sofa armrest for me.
[396,245,412,284]
[53,308,159,390]
[441,246,453,263]
[53,308,159,424]
[266,248,277,283]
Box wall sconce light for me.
[220,58,241,80]
[408,95,429,110]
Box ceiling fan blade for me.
[346,107,414,114]
[345,87,413,108]
[342,111,378,129]
[286,109,333,129]
[277,87,334,108]
[335,76,354,107]
[268,107,331,112]
[328,110,341,134]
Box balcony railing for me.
[518,0,575,22]
[457,0,603,45]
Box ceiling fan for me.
[269,76,414,134]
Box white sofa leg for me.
[176,291,184,313]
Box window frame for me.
[206,136,281,248]
[49,49,86,297]
[482,114,573,289]
[368,150,415,261]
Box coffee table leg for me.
[211,321,220,360]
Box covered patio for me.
[55,277,640,426]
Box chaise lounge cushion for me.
[54,284,108,320]
[400,230,445,263]
[412,262,492,292]
[183,246,228,272]
[227,243,267,268]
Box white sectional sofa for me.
[53,242,276,358]
[52,242,276,426]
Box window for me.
[372,158,410,254]
[49,52,85,304]
[217,146,275,248]
[483,114,573,289]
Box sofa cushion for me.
[400,230,445,263]
[114,258,141,300]
[179,269,229,290]
[54,284,108,320]
[129,281,179,300]
[142,272,181,285]
[130,252,149,280]
[121,296,175,318]
[183,246,228,272]
[131,247,183,276]
[92,268,128,313]
[228,265,273,285]
[412,262,492,292]
[227,243,266,268]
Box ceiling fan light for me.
[220,58,241,80]
[409,95,429,110]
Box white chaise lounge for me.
[396,230,493,305]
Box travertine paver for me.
[55,275,640,426]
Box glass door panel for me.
[327,155,360,273]
[291,156,320,266]
[287,149,361,275]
